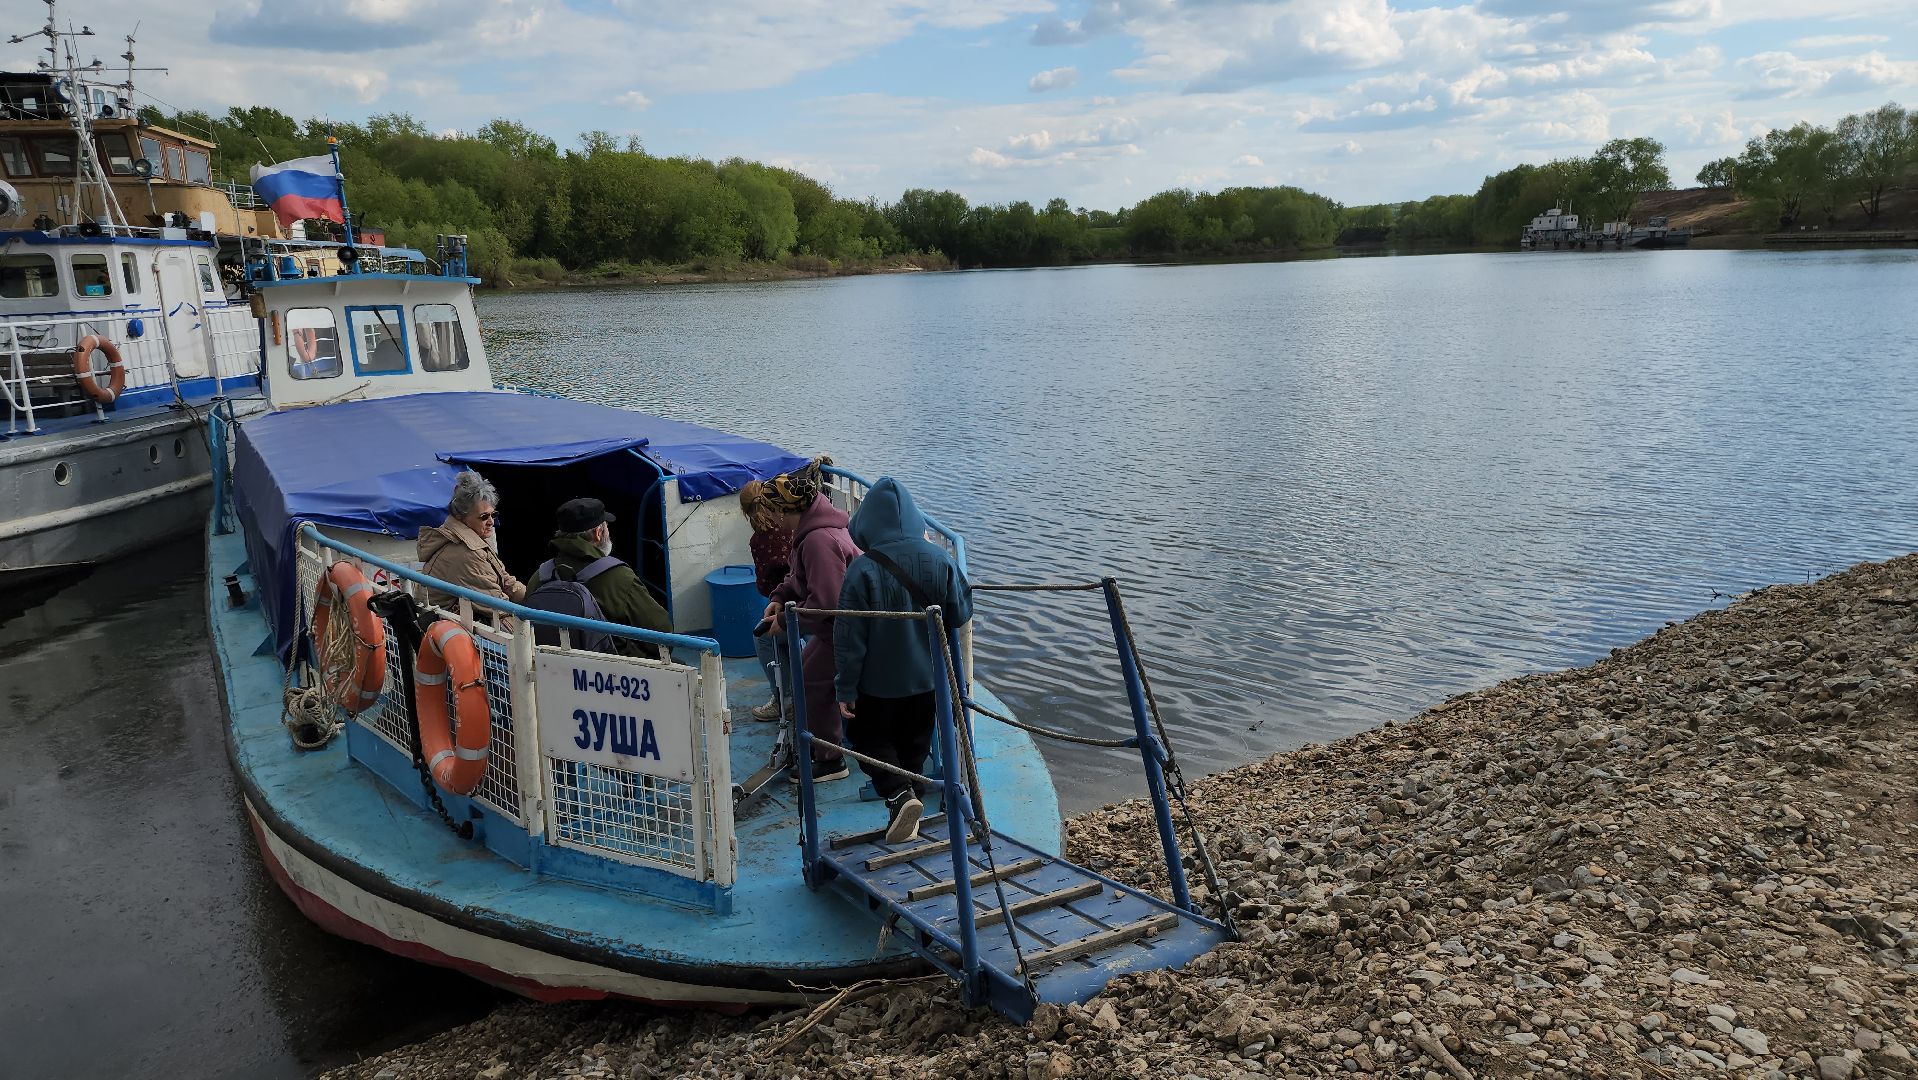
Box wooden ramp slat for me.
[906,856,1044,902]
[974,881,1104,929]
[1022,911,1180,969]
[829,814,948,849]
[865,839,951,871]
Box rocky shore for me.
[327,556,1918,1080]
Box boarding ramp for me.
[785,580,1238,1022]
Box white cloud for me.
[1234,153,1265,165]
[1028,66,1080,92]
[1739,49,1918,98]
[1789,34,1889,49]
[612,90,652,110]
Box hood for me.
[794,492,851,542]
[550,533,612,563]
[849,477,927,552]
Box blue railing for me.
[296,522,722,654]
[821,464,969,574]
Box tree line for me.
[1695,103,1917,228]
[143,99,1918,281]
[141,104,1344,282]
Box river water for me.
[2,249,1914,1077]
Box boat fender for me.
[127,317,144,339]
[72,335,126,404]
[415,620,490,795]
[311,561,388,714]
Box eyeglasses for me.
[477,512,500,522]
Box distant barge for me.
[1519,208,1692,251]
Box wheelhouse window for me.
[284,307,342,381]
[183,147,210,185]
[165,145,186,182]
[194,254,217,293]
[347,306,410,375]
[71,254,112,297]
[139,136,163,175]
[0,253,58,298]
[0,137,28,177]
[32,138,75,176]
[413,304,470,372]
[119,252,140,294]
[98,133,135,175]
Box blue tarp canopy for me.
[233,391,808,660]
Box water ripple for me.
[480,251,1918,812]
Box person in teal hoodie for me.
[834,477,972,842]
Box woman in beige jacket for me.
[417,471,526,611]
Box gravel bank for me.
[326,555,1918,1080]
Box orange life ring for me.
[311,561,387,714]
[416,620,490,795]
[294,327,319,361]
[73,334,126,403]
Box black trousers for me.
[847,691,935,802]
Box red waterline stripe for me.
[242,810,747,1012]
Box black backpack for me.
[526,556,622,653]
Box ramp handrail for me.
[294,522,722,654]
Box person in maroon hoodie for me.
[761,460,859,781]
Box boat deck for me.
[2,384,262,456]
[209,524,1063,1002]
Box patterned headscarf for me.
[761,455,832,515]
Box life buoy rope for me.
[73,335,126,404]
[311,562,387,714]
[294,326,319,362]
[415,619,490,795]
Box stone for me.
[1091,1001,1121,1034]
[1335,1029,1364,1048]
[1852,1030,1882,1052]
[1506,1033,1540,1046]
[1197,994,1256,1044]
[1731,1028,1770,1057]
[1045,1051,1074,1079]
[1671,968,1712,984]
[1816,1055,1854,1080]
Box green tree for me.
[718,160,798,259]
[1696,157,1737,189]
[1834,103,1912,223]
[1585,137,1670,224]
[1736,123,1840,228]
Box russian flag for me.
[250,155,345,229]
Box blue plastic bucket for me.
[704,564,762,658]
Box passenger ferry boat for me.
[0,3,427,583]
[206,262,1233,1019]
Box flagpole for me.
[326,133,357,259]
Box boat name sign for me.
[534,652,696,781]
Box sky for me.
[8,0,1917,209]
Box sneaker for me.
[884,791,923,844]
[791,758,849,785]
[750,699,785,722]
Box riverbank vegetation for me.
[142,104,1342,283]
[143,98,1915,286]
[1698,103,1918,229]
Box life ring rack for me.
[73,335,126,404]
[415,620,490,795]
[311,561,388,714]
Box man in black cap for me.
[527,497,672,659]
